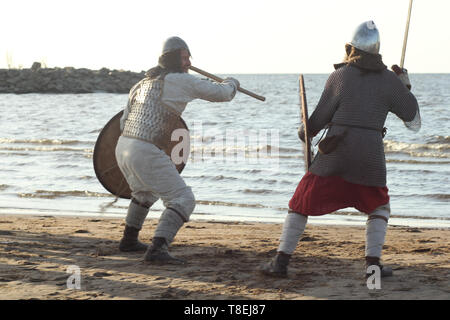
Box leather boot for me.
[365,256,393,278]
[119,225,148,252]
[144,237,186,265]
[259,252,291,278]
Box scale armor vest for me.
[122,78,181,150]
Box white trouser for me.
[278,212,308,255]
[366,203,390,258]
[115,136,196,224]
[277,202,390,258]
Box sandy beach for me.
[0,214,448,300]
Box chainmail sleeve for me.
[388,73,421,132]
[403,108,421,132]
[308,70,342,136]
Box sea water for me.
[0,74,448,228]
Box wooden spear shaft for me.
[400,0,414,68]
[299,74,312,170]
[189,66,266,102]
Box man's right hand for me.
[297,125,305,143]
[391,65,412,90]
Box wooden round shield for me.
[93,110,189,199]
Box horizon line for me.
[1,67,448,75]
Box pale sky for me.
[1,0,449,73]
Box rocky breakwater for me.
[0,62,146,94]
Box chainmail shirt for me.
[121,78,180,149]
[307,65,421,187]
[120,73,238,149]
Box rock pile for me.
[0,62,146,94]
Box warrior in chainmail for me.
[260,21,421,278]
[115,36,240,264]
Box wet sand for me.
[0,214,448,300]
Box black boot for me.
[119,225,148,252]
[144,237,186,265]
[259,252,291,278]
[365,256,393,278]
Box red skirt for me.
[289,172,389,216]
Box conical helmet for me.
[162,36,191,55]
[348,21,380,54]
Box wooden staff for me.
[299,74,313,170]
[189,66,266,102]
[400,0,414,68]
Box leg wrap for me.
[160,186,196,223]
[125,198,154,230]
[278,212,308,255]
[365,203,390,258]
[153,208,185,246]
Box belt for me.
[330,122,387,138]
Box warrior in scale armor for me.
[116,36,240,264]
[260,21,421,278]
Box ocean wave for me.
[19,190,111,199]
[0,146,93,153]
[386,159,450,164]
[426,194,450,200]
[394,193,450,201]
[80,176,96,180]
[425,135,450,144]
[384,140,449,158]
[189,142,448,160]
[0,138,85,145]
[194,201,450,221]
[242,188,276,194]
[189,144,286,154]
[211,175,238,181]
[196,199,267,209]
[418,193,449,200]
[276,146,299,154]
[193,174,239,182]
[188,139,449,158]
[193,173,293,186]
[331,210,450,221]
[0,151,29,156]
